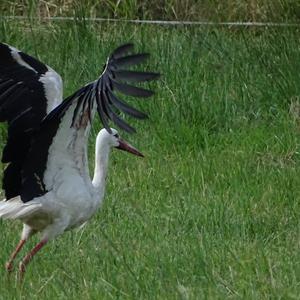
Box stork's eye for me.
[114,133,119,138]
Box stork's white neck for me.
[92,135,111,194]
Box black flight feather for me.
[110,79,154,98]
[113,53,150,68]
[112,70,160,83]
[107,89,147,119]
[111,43,134,59]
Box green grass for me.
[1,20,300,299]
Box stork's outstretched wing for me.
[46,43,159,133]
[0,43,63,199]
[15,43,159,202]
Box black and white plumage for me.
[0,42,159,275]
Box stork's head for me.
[97,128,144,157]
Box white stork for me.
[0,42,159,276]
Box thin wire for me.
[1,15,299,27]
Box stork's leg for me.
[19,239,48,277]
[18,219,69,278]
[5,224,35,272]
[5,239,26,272]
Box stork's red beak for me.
[116,139,144,157]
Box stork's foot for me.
[18,261,26,274]
[5,261,14,273]
[18,261,26,281]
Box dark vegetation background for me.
[1,0,300,22]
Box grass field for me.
[0,20,300,299]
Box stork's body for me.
[7,127,118,237]
[0,42,158,275]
